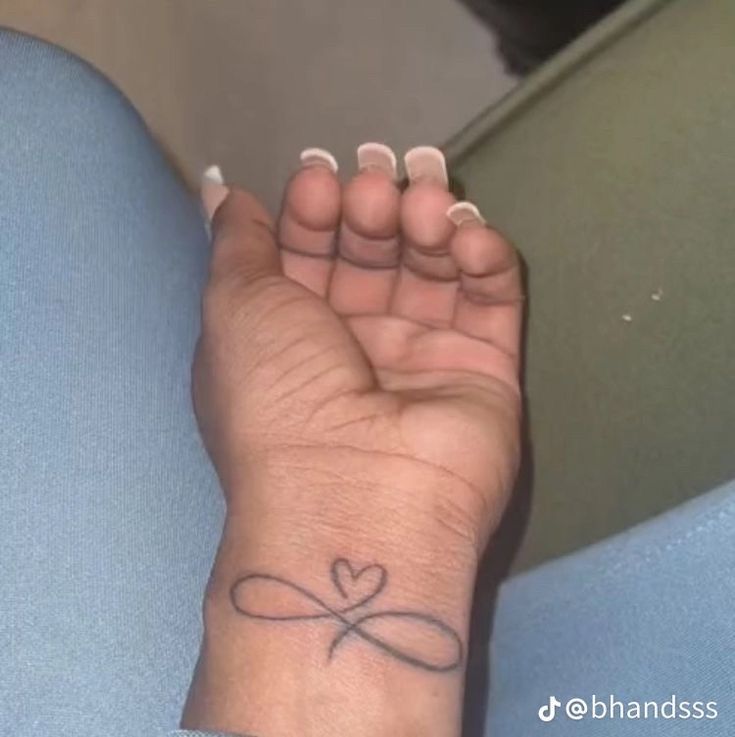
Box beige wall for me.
[0,0,515,208]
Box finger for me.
[209,186,282,286]
[277,148,341,297]
[390,146,459,327]
[448,202,523,362]
[328,143,401,315]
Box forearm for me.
[182,460,480,737]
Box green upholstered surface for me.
[446,0,735,569]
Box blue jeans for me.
[1,29,733,737]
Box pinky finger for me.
[448,203,523,362]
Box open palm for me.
[196,145,523,551]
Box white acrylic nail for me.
[357,143,398,179]
[202,164,224,185]
[200,164,229,223]
[404,146,449,188]
[300,148,339,173]
[447,202,486,227]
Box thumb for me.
[201,166,281,285]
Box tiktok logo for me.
[538,696,562,723]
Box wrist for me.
[221,442,491,567]
[204,511,478,637]
[187,547,472,737]
[205,481,481,634]
[183,459,481,737]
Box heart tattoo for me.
[330,559,387,607]
[230,558,463,673]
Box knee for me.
[0,28,160,186]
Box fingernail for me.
[300,147,339,173]
[404,146,449,188]
[200,164,229,223]
[203,164,224,185]
[357,142,398,180]
[447,201,486,227]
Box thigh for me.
[0,30,223,736]
[489,480,735,736]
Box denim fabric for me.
[1,27,732,737]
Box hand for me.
[185,145,523,736]
[194,146,522,559]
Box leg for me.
[0,30,223,735]
[489,480,735,735]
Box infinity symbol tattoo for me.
[229,559,463,673]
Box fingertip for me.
[211,187,275,235]
[451,224,517,277]
[284,166,342,231]
[206,186,282,286]
[342,170,401,238]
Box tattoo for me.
[230,558,463,673]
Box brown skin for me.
[183,155,523,737]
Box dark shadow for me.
[462,254,534,737]
[457,0,626,75]
[448,175,467,201]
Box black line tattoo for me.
[229,558,463,673]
